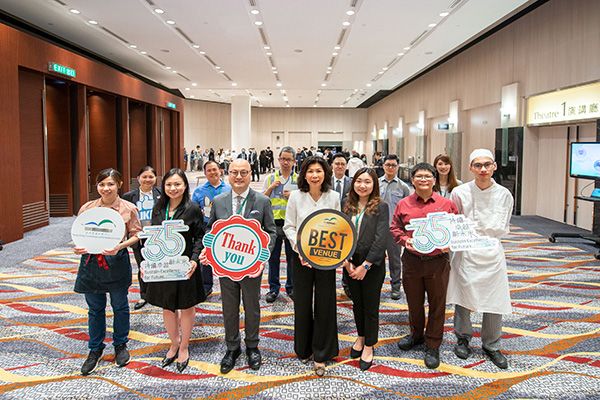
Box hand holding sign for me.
[138,220,191,282]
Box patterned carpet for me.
[1,224,600,399]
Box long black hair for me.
[153,168,190,213]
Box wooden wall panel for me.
[162,109,172,171]
[46,80,73,216]
[129,102,148,180]
[87,92,117,197]
[18,68,47,231]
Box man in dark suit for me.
[202,159,276,374]
[249,148,260,182]
[331,153,352,298]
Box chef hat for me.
[469,149,494,164]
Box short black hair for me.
[383,154,399,164]
[297,156,332,193]
[203,160,220,171]
[411,163,436,178]
[332,153,347,163]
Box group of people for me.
[184,146,277,179]
[73,146,513,378]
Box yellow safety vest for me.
[267,171,297,220]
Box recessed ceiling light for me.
[250,9,260,15]
[209,89,214,92]
[199,51,206,55]
[88,20,98,25]
[166,20,176,25]
[129,44,137,48]
[404,46,411,50]
[259,104,263,107]
[266,52,272,56]
[254,21,263,26]
[342,21,351,26]
[332,52,338,56]
[192,44,200,49]
[140,51,147,55]
[172,70,177,73]
[340,105,344,107]
[154,8,165,14]
[321,83,326,87]
[428,23,437,27]
[220,70,225,73]
[327,67,333,70]
[382,67,388,70]
[326,71,331,74]
[185,88,190,91]
[313,105,317,107]
[440,12,449,17]
[215,66,221,69]
[272,71,277,74]
[397,52,405,56]
[286,104,290,107]
[271,67,277,70]
[378,71,384,74]
[276,82,282,87]
[366,83,372,87]
[231,82,237,86]
[69,9,80,14]
[334,46,341,50]
[165,66,171,69]
[346,10,355,16]
[190,95,195,98]
[192,83,197,86]
[264,46,270,50]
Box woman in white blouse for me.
[284,156,340,377]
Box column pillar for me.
[231,95,251,152]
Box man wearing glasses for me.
[447,149,513,369]
[391,163,458,369]
[379,154,411,300]
[203,158,277,374]
[262,146,298,302]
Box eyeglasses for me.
[229,170,250,177]
[383,163,398,168]
[333,162,346,166]
[471,162,494,170]
[279,157,295,163]
[413,175,434,181]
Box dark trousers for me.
[132,245,148,300]
[401,251,450,349]
[251,163,260,181]
[85,290,129,351]
[201,263,213,292]
[267,229,294,293]
[344,263,386,346]
[387,233,403,290]
[291,253,338,362]
[219,274,262,350]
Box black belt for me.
[405,250,448,261]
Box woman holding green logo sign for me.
[144,168,206,373]
[74,168,142,376]
[342,168,389,371]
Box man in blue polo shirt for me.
[191,160,231,295]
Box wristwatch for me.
[363,263,371,271]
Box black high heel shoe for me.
[350,346,363,359]
[161,350,178,368]
[359,349,374,371]
[176,358,189,373]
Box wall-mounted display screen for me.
[570,142,600,180]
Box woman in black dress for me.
[144,168,206,373]
[342,167,389,371]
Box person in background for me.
[74,168,141,376]
[183,148,188,172]
[249,148,260,182]
[295,148,307,173]
[372,152,384,178]
[191,160,232,295]
[330,153,352,298]
[122,166,162,310]
[448,149,514,369]
[342,168,389,371]
[263,146,297,303]
[190,147,197,171]
[196,145,203,171]
[348,153,365,178]
[391,163,458,369]
[433,154,462,198]
[266,146,275,171]
[144,169,206,373]
[201,159,276,374]
[284,156,340,377]
[379,154,411,300]
[259,149,268,174]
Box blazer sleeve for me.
[189,204,205,263]
[122,189,137,204]
[261,196,277,253]
[364,201,390,266]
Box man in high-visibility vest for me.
[262,146,298,302]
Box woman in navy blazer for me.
[122,166,162,309]
[342,167,389,371]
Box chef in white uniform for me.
[448,148,513,369]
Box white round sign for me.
[71,208,126,254]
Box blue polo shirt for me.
[191,180,232,223]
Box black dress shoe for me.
[220,348,241,374]
[350,346,363,359]
[246,347,261,370]
[176,358,189,373]
[397,335,425,351]
[161,350,178,368]
[484,348,508,369]
[424,347,440,369]
[454,338,472,359]
[266,291,278,303]
[390,288,401,300]
[134,300,147,310]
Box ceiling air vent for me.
[337,29,347,46]
[258,27,269,46]
[101,27,128,44]
[204,55,218,67]
[410,30,428,46]
[175,27,194,44]
[177,73,190,81]
[223,73,233,81]
[147,56,165,66]
[54,0,67,5]
[449,0,462,9]
[248,0,257,7]
[145,0,156,5]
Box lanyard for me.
[166,202,177,220]
[236,195,248,215]
[208,183,223,198]
[355,204,366,226]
